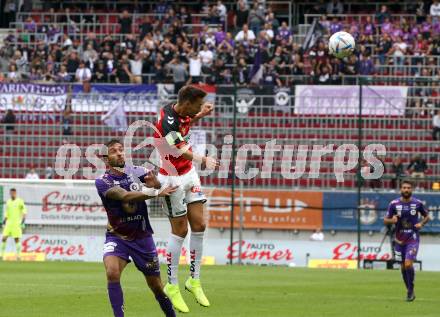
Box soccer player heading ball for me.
[384,180,431,302]
[95,139,178,317]
[154,85,218,313]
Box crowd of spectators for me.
[0,0,439,89]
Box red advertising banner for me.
[207,189,323,229]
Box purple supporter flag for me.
[249,48,263,85]
[294,85,408,116]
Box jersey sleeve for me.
[5,201,11,219]
[385,202,396,218]
[20,199,27,215]
[162,117,187,149]
[418,201,428,217]
[95,177,116,197]
[132,165,152,181]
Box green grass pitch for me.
[0,261,439,317]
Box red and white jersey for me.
[154,103,192,176]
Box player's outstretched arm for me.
[105,185,177,203]
[177,146,219,170]
[143,172,161,189]
[190,102,214,126]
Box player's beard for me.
[401,191,412,199]
[110,159,125,172]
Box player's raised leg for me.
[164,214,190,313]
[185,201,210,307]
[104,255,128,317]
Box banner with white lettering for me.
[207,189,323,229]
[294,85,407,115]
[0,83,67,111]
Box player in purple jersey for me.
[384,180,430,302]
[95,139,177,317]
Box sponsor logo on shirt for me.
[396,205,402,217]
[191,186,201,193]
[121,215,143,223]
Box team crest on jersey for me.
[129,182,141,191]
[410,204,417,216]
[181,125,189,135]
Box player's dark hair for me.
[103,139,123,157]
[400,180,413,188]
[177,85,207,104]
[10,188,16,192]
[105,139,122,148]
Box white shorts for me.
[157,167,206,218]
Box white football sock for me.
[189,231,204,280]
[167,234,185,285]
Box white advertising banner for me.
[294,85,407,116]
[0,83,67,111]
[6,236,440,271]
[202,239,439,271]
[1,183,107,225]
[1,234,105,261]
[5,235,439,271]
[203,239,393,266]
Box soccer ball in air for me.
[328,31,355,59]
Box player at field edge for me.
[384,180,431,302]
[95,139,178,317]
[1,188,27,260]
[154,85,218,313]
